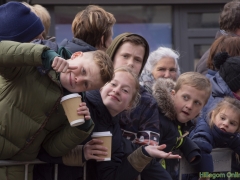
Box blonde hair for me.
[174,72,212,105]
[113,67,140,109]
[92,50,114,84]
[22,2,51,39]
[72,5,116,48]
[209,97,240,132]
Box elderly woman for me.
[139,47,180,93]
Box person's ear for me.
[71,52,83,60]
[101,35,105,47]
[171,89,175,96]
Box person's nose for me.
[185,101,193,110]
[223,120,229,127]
[127,58,134,68]
[75,75,83,84]
[164,70,171,78]
[113,86,120,94]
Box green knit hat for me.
[106,33,150,75]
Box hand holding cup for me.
[61,93,85,127]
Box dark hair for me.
[219,0,240,32]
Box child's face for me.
[60,52,104,92]
[101,71,135,117]
[113,42,145,75]
[213,107,239,133]
[172,85,206,123]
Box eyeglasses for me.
[121,129,160,146]
[220,29,240,37]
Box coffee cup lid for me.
[61,93,81,103]
[91,131,112,137]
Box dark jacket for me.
[59,37,96,53]
[152,78,201,165]
[85,90,153,180]
[120,85,160,149]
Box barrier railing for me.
[0,159,58,180]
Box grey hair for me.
[145,47,181,77]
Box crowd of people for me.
[0,0,239,180]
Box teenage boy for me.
[0,41,113,180]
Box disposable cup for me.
[91,131,112,161]
[60,93,84,127]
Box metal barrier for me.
[0,159,58,180]
[0,160,140,180]
[179,148,232,180]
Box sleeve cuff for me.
[76,119,94,131]
[127,146,152,172]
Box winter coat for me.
[59,37,96,53]
[119,86,160,150]
[0,41,94,180]
[84,90,153,180]
[119,85,169,180]
[152,78,201,165]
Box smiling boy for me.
[59,51,110,92]
[0,41,113,180]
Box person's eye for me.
[110,82,116,86]
[220,116,225,120]
[194,101,201,106]
[170,68,177,72]
[122,88,129,93]
[158,68,166,72]
[183,95,188,100]
[123,54,128,58]
[230,121,237,126]
[135,58,142,63]
[82,68,86,75]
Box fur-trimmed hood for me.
[152,78,176,121]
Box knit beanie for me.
[0,2,44,42]
[214,52,240,92]
[106,33,150,75]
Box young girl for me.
[187,97,240,180]
[82,67,181,180]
